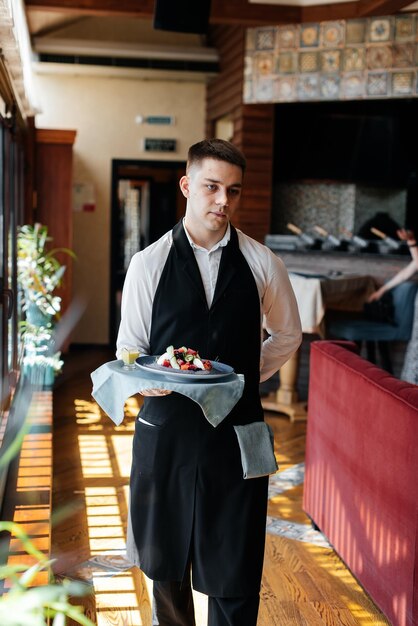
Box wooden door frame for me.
[109,158,186,346]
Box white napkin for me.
[91,360,245,428]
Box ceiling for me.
[24,0,418,35]
[21,0,418,86]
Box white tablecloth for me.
[289,272,376,335]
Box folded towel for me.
[91,360,245,428]
[233,422,278,479]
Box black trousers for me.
[153,578,260,626]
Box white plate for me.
[135,355,234,380]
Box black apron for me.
[130,221,269,597]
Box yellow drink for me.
[122,347,140,369]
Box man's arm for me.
[116,252,153,359]
[260,254,302,383]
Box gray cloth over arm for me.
[233,422,278,479]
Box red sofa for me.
[303,340,418,626]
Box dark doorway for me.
[110,159,186,344]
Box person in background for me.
[116,139,302,626]
[368,228,418,384]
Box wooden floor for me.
[50,346,391,626]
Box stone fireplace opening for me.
[271,98,418,239]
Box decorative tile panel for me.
[244,12,418,103]
[392,43,415,67]
[278,25,299,49]
[320,49,341,72]
[255,53,274,76]
[368,17,392,43]
[341,72,365,99]
[274,76,297,101]
[343,47,366,71]
[321,21,345,47]
[394,14,415,41]
[392,71,415,95]
[301,24,320,48]
[297,74,320,100]
[299,51,319,72]
[320,74,340,99]
[277,52,298,74]
[366,71,390,97]
[346,20,366,44]
[256,28,276,50]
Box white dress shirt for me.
[116,223,302,382]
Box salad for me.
[156,345,212,371]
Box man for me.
[116,139,302,626]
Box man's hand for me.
[140,389,172,396]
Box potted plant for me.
[17,223,75,386]
[17,223,75,328]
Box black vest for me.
[147,219,263,423]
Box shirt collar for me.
[182,218,231,253]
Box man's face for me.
[180,158,243,237]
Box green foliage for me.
[0,522,95,626]
[17,223,76,320]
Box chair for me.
[327,281,418,373]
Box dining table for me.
[261,270,377,421]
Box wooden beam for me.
[356,0,414,16]
[24,0,301,25]
[210,0,301,26]
[24,0,415,26]
[302,1,359,22]
[24,0,155,18]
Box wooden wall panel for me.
[35,129,76,339]
[207,26,274,242]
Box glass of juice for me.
[121,347,140,370]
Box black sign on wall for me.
[144,138,177,152]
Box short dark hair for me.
[187,138,246,174]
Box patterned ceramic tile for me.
[394,14,415,42]
[343,47,366,71]
[392,71,414,95]
[268,463,305,497]
[299,51,319,73]
[320,73,340,99]
[367,45,392,70]
[277,51,298,74]
[246,28,256,51]
[255,52,274,76]
[244,14,418,104]
[366,71,389,96]
[273,76,297,101]
[254,77,274,101]
[300,23,320,48]
[392,43,415,68]
[346,19,366,44]
[321,20,345,47]
[320,49,341,72]
[341,72,365,99]
[244,55,253,78]
[243,80,254,103]
[368,17,392,43]
[277,25,299,49]
[266,517,331,547]
[297,73,319,99]
[255,27,276,50]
